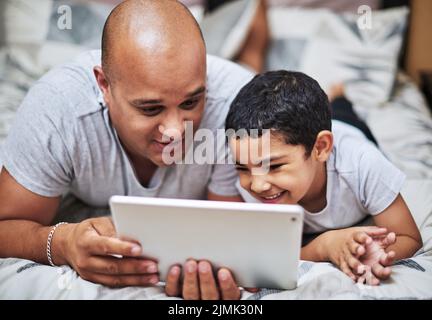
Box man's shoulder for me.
[206,54,254,99]
[34,50,103,118]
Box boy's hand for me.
[165,260,258,300]
[356,232,396,285]
[324,226,389,284]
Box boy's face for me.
[229,131,327,205]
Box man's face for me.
[102,46,206,167]
[229,131,320,205]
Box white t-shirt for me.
[237,120,406,234]
[2,50,254,207]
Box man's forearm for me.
[0,220,72,265]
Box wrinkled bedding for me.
[0,1,431,300]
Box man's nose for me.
[159,114,184,141]
[250,175,271,194]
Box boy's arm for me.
[373,193,423,260]
[300,232,330,262]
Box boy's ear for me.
[313,130,333,162]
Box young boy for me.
[225,70,423,285]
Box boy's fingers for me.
[379,251,396,267]
[198,261,220,300]
[344,250,364,275]
[363,227,388,236]
[165,265,182,297]
[357,275,366,285]
[182,260,200,300]
[381,232,397,247]
[364,268,380,286]
[353,232,373,246]
[372,263,392,280]
[348,239,365,257]
[340,259,357,282]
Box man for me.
[0,0,253,300]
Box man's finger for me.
[182,260,200,300]
[90,217,117,237]
[198,261,219,300]
[218,268,241,300]
[165,265,182,297]
[87,235,142,257]
[83,272,159,287]
[83,256,158,275]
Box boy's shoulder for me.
[329,120,384,175]
[329,121,405,215]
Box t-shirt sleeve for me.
[207,132,239,196]
[358,144,406,215]
[1,83,73,197]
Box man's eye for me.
[269,164,283,171]
[180,99,199,110]
[141,106,163,116]
[235,166,248,172]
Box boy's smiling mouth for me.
[259,191,286,203]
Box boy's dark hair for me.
[225,70,331,157]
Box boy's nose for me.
[250,176,271,194]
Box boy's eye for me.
[140,106,163,116]
[180,99,199,110]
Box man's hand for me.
[323,226,391,284]
[60,217,160,287]
[165,260,247,300]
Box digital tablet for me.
[109,195,303,290]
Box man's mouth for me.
[153,139,184,152]
[259,191,286,203]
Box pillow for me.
[267,0,379,13]
[0,0,110,147]
[265,6,409,105]
[200,0,260,60]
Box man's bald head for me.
[101,0,205,82]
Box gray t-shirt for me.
[1,50,254,206]
[238,120,406,233]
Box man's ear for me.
[93,66,111,105]
[313,130,333,162]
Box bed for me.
[0,0,431,299]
